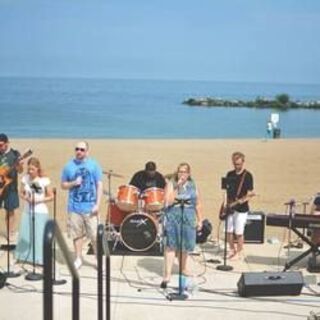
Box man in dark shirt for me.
[130,161,166,192]
[0,133,23,240]
[225,151,254,260]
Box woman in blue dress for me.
[15,157,53,265]
[161,162,203,289]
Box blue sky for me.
[0,0,320,83]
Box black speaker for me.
[244,211,265,243]
[237,271,304,297]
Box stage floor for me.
[1,234,320,320]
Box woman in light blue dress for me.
[15,157,53,265]
[161,162,203,289]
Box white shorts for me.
[226,211,248,235]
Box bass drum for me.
[120,213,158,251]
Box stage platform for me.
[1,233,320,320]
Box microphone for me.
[284,198,296,206]
[30,182,41,193]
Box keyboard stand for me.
[283,227,320,271]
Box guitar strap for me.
[235,170,247,200]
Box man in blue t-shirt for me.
[61,141,103,270]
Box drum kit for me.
[104,170,165,252]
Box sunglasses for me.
[75,147,86,152]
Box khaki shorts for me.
[68,212,98,243]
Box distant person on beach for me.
[129,161,166,192]
[266,120,273,139]
[0,133,24,241]
[15,157,53,265]
[224,152,255,260]
[160,162,203,289]
[61,141,103,270]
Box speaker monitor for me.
[237,271,303,297]
[244,211,265,244]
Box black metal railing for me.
[96,223,111,320]
[43,220,80,320]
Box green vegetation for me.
[183,93,320,110]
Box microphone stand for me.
[52,188,66,285]
[166,198,190,301]
[25,189,43,281]
[216,214,233,272]
[2,209,20,278]
[286,200,295,259]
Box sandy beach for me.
[1,138,319,238]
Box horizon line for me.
[0,74,319,87]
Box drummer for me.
[130,161,166,192]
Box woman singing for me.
[15,157,53,265]
[161,162,203,289]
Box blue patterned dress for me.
[164,179,197,252]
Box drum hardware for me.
[104,169,122,242]
[103,170,124,178]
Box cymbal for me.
[103,170,124,178]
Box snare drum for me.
[120,212,158,251]
[143,187,164,212]
[116,185,139,212]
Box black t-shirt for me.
[226,169,254,212]
[129,170,166,192]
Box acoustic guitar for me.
[219,193,255,221]
[0,149,33,197]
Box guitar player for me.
[225,151,254,260]
[0,133,24,241]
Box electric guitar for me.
[0,149,33,197]
[219,193,255,221]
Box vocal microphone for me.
[30,182,41,193]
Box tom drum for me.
[143,187,164,212]
[116,185,139,212]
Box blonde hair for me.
[173,162,191,182]
[27,157,45,177]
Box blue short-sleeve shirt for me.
[61,158,102,214]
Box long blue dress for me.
[15,175,50,265]
[164,179,197,252]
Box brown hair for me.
[27,157,45,177]
[232,151,245,162]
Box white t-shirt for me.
[21,175,50,214]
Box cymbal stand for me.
[105,171,117,240]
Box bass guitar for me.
[219,193,255,221]
[0,149,33,197]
